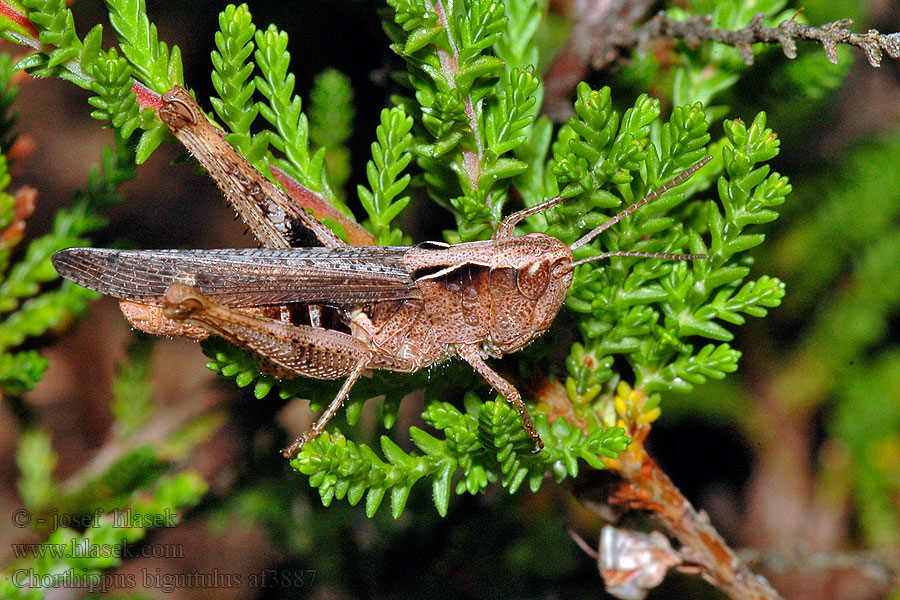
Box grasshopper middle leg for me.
[162,283,372,457]
[456,344,544,451]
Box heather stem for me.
[535,377,783,600]
[611,428,784,600]
[431,0,486,200]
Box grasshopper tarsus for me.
[522,414,544,451]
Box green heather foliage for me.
[0,51,129,396]
[0,0,897,596]
[0,0,789,516]
[2,0,786,510]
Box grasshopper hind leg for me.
[161,283,372,458]
[280,360,367,458]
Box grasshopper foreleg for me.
[456,344,544,452]
[161,283,372,457]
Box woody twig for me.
[544,3,900,120]
[614,12,900,68]
[538,379,783,600]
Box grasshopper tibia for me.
[162,283,373,457]
[457,344,544,451]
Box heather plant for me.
[0,1,897,598]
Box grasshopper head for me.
[488,233,573,354]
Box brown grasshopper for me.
[52,87,709,457]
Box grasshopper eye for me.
[516,259,550,299]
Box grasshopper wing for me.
[52,247,420,307]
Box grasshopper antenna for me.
[567,250,708,271]
[569,156,712,252]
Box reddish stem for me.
[431,0,485,199]
[535,377,783,600]
[132,81,163,112]
[269,165,375,246]
[0,1,39,39]
[611,430,783,600]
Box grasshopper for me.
[52,87,709,457]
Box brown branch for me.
[618,12,900,69]
[737,546,899,586]
[543,6,900,121]
[543,0,652,121]
[609,428,783,600]
[535,378,783,600]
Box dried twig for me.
[608,424,783,600]
[535,378,784,600]
[543,6,900,120]
[738,546,898,584]
[618,12,900,68]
